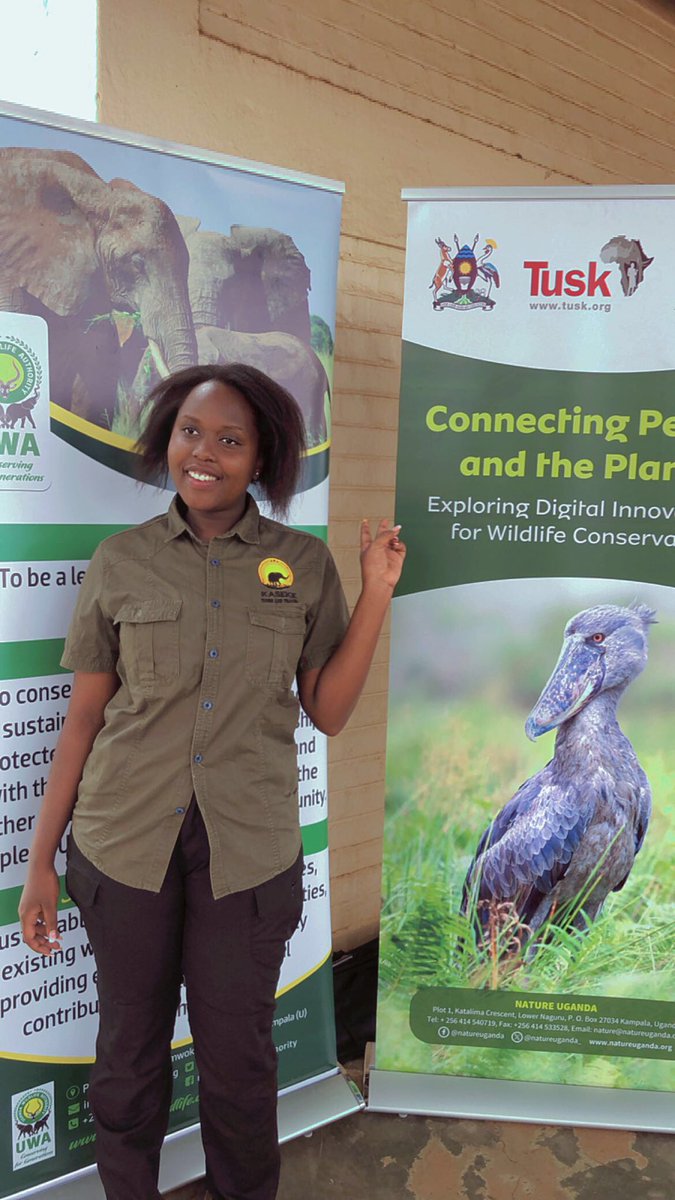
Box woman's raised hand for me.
[360,518,406,594]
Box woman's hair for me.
[135,363,307,516]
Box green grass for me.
[377,698,675,1091]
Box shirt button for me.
[202,700,213,711]
[211,599,221,608]
[175,807,186,815]
[193,754,203,764]
[210,558,221,567]
[209,649,219,659]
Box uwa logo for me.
[0,335,42,434]
[12,1082,56,1172]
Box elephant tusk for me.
[147,339,170,379]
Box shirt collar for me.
[165,493,261,545]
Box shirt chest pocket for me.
[116,598,182,695]
[246,608,306,690]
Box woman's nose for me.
[193,438,216,460]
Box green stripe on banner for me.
[291,524,327,541]
[0,524,129,562]
[0,639,67,681]
[0,879,72,928]
[1,525,325,560]
[301,819,328,856]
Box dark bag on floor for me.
[332,938,379,1061]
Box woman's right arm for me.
[19,670,119,955]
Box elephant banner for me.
[0,103,344,1198]
[370,188,675,1135]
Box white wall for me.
[0,0,97,120]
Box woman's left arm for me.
[297,519,406,736]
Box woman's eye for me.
[591,632,605,643]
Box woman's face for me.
[167,380,261,538]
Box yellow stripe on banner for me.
[0,1038,194,1062]
[0,955,329,1060]
[50,401,136,451]
[305,437,330,457]
[275,947,331,999]
[0,1050,95,1064]
[51,401,330,458]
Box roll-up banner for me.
[0,102,358,1200]
[370,187,675,1132]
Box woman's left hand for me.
[360,518,407,594]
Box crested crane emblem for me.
[461,603,655,955]
[431,235,500,311]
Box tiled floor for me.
[164,1063,673,1200]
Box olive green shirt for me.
[61,495,349,898]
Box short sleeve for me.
[299,541,350,672]
[61,545,119,673]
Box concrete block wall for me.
[98,0,675,949]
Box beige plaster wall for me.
[98,0,675,949]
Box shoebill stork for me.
[461,603,655,949]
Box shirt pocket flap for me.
[116,598,182,624]
[247,609,305,635]
[246,608,306,687]
[114,598,182,692]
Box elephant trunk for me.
[189,285,220,330]
[142,297,197,374]
[163,325,198,371]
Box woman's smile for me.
[184,467,222,484]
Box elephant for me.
[177,218,312,344]
[0,147,197,428]
[195,326,330,445]
[171,218,327,443]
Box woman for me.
[19,363,405,1200]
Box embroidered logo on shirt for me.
[258,557,294,589]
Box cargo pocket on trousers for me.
[65,859,100,911]
[250,853,304,972]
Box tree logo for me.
[258,557,294,588]
[14,1088,52,1135]
[0,336,42,430]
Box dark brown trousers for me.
[66,801,303,1200]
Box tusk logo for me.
[258,557,294,588]
[599,236,653,297]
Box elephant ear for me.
[0,165,100,316]
[176,215,201,241]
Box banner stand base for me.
[367,1067,675,1134]
[277,1066,365,1140]
[9,1070,365,1200]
